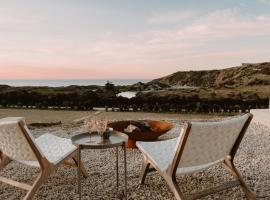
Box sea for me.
[0,79,150,98]
[0,79,150,87]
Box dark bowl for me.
[107,120,173,148]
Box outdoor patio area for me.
[0,119,269,200]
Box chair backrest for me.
[0,117,38,162]
[177,114,252,169]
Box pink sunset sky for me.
[1,0,270,79]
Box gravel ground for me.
[0,120,270,200]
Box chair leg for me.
[0,152,12,170]
[139,158,150,185]
[72,156,88,178]
[223,160,255,200]
[165,175,185,200]
[23,171,48,200]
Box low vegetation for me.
[0,63,269,113]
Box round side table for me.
[71,132,127,199]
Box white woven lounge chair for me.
[0,117,88,200]
[137,113,255,200]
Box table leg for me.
[123,144,127,199]
[116,146,119,188]
[77,147,81,200]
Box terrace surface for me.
[0,109,269,199]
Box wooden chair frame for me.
[139,114,255,200]
[0,120,88,200]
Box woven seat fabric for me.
[137,138,222,174]
[137,114,250,174]
[36,133,77,164]
[0,118,37,161]
[0,117,89,200]
[178,114,249,168]
[18,133,77,167]
[137,138,178,172]
[137,114,255,200]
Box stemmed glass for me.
[84,118,97,143]
[83,112,108,143]
[96,117,108,142]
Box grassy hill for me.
[148,62,270,88]
[131,62,270,110]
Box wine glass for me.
[96,117,108,141]
[84,118,96,143]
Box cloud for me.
[0,14,40,32]
[147,10,194,24]
[89,9,270,71]
[256,15,270,21]
[258,0,270,5]
[183,9,270,39]
[127,9,270,59]
[144,9,270,46]
[1,8,270,79]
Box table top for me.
[71,132,127,149]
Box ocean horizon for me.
[0,79,150,87]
